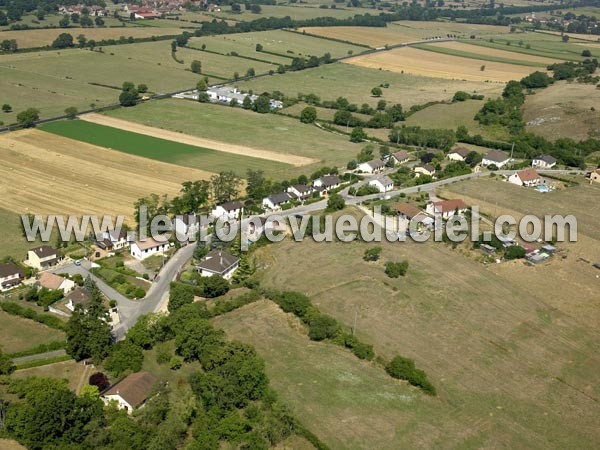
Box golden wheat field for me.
[430,40,564,64]
[344,46,540,82]
[0,129,213,221]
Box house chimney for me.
[219,252,223,266]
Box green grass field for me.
[105,99,362,176]
[0,207,60,260]
[190,29,368,62]
[233,61,503,109]
[464,30,597,62]
[413,42,550,67]
[246,200,600,448]
[0,310,65,355]
[205,4,369,22]
[39,119,291,176]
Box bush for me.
[0,301,66,330]
[273,291,312,318]
[363,246,382,262]
[504,245,526,260]
[308,315,339,341]
[385,260,409,278]
[170,356,183,370]
[386,355,435,395]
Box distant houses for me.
[0,262,24,292]
[508,168,541,187]
[368,175,394,193]
[482,150,510,168]
[130,238,170,260]
[102,372,158,414]
[426,199,467,220]
[447,147,470,162]
[358,159,385,174]
[27,246,60,270]
[532,155,557,169]
[196,250,240,279]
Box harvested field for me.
[345,46,539,82]
[523,81,600,141]
[79,113,317,166]
[301,21,510,48]
[418,40,563,65]
[0,27,182,49]
[0,129,213,221]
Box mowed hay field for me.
[252,214,600,448]
[415,40,562,66]
[345,46,540,82]
[234,62,502,108]
[0,26,182,49]
[105,99,364,176]
[0,309,65,354]
[523,81,600,141]
[0,129,213,220]
[300,21,510,48]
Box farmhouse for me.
[102,372,158,413]
[38,272,74,294]
[369,175,394,193]
[508,168,541,187]
[358,159,385,174]
[211,201,244,221]
[0,262,25,292]
[482,150,510,168]
[414,164,436,178]
[27,246,60,270]
[207,87,257,105]
[426,199,467,220]
[262,192,291,210]
[287,184,313,201]
[130,238,170,260]
[174,214,201,240]
[387,150,410,165]
[197,250,240,279]
[447,147,470,162]
[313,175,341,196]
[65,287,92,312]
[532,155,557,169]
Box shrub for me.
[386,355,435,395]
[363,246,382,262]
[308,315,339,341]
[170,356,182,370]
[385,260,409,278]
[273,291,312,318]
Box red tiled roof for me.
[433,199,467,213]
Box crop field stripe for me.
[460,39,582,61]
[413,43,549,67]
[39,120,292,175]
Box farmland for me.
[0,26,182,49]
[40,119,292,176]
[104,98,363,176]
[301,21,511,47]
[0,309,65,355]
[345,46,541,82]
[205,4,368,22]
[0,128,213,222]
[0,40,266,124]
[248,201,600,448]
[234,61,503,108]
[188,29,368,62]
[523,81,600,141]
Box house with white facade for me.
[414,164,436,178]
[508,168,541,187]
[197,250,240,279]
[65,287,92,312]
[211,201,244,221]
[262,192,291,210]
[368,175,394,193]
[358,159,385,174]
[287,184,313,201]
[0,262,24,292]
[447,147,470,162]
[173,213,201,241]
[387,150,410,165]
[27,246,60,270]
[532,155,557,169]
[426,199,468,220]
[130,238,170,260]
[102,372,158,414]
[482,150,510,168]
[313,175,341,196]
[207,87,257,105]
[38,272,75,294]
[96,229,131,252]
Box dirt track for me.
[80,113,318,167]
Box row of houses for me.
[263,175,342,210]
[394,198,469,234]
[449,146,557,170]
[357,150,410,174]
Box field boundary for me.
[79,113,319,167]
[413,43,549,67]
